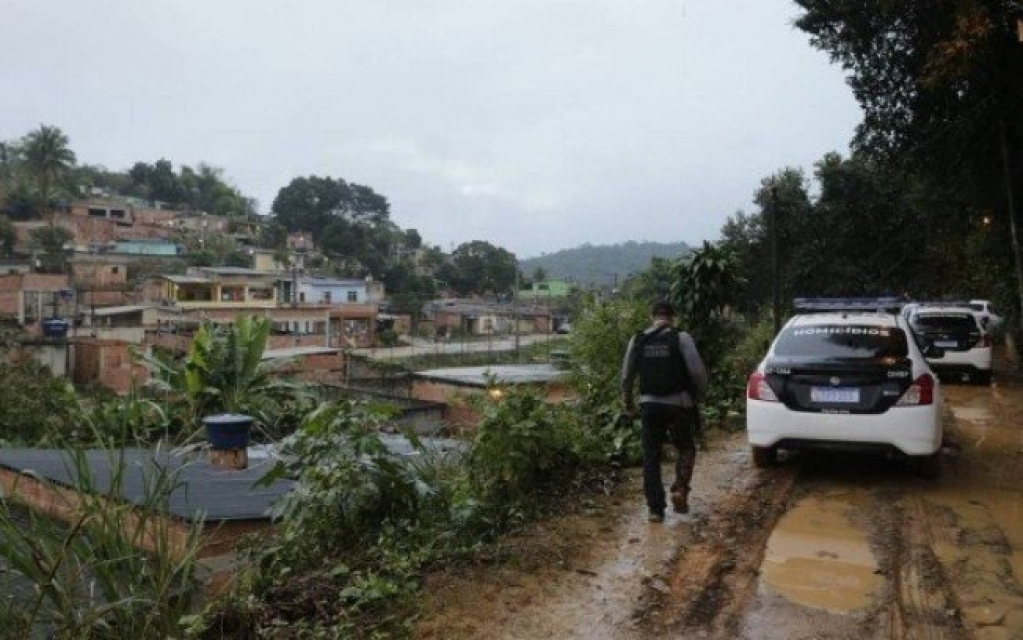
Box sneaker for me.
[671,488,689,514]
[648,510,665,523]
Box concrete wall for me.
[411,380,481,432]
[410,378,573,433]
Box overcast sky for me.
[2,0,861,258]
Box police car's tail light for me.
[747,371,778,402]
[980,333,992,348]
[896,373,934,406]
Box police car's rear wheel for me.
[914,452,942,479]
[751,446,777,468]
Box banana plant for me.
[136,315,311,442]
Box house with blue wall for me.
[283,277,372,306]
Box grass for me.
[0,442,206,639]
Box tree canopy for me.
[126,160,255,217]
[441,240,518,296]
[794,0,1023,318]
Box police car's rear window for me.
[773,325,909,358]
[912,314,977,332]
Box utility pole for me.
[770,186,782,336]
[513,270,520,361]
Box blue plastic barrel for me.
[202,414,253,450]
[41,318,70,338]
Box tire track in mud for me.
[636,462,797,637]
[875,492,969,640]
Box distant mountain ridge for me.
[519,241,692,287]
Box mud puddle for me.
[759,492,881,614]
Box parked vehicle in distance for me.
[907,304,993,384]
[968,299,1003,330]
[903,298,1003,332]
[746,297,943,477]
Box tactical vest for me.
[636,326,692,396]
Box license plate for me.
[934,340,958,348]
[810,386,860,403]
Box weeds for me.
[0,428,205,639]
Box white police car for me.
[746,298,943,476]
[906,304,993,384]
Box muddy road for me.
[416,372,1023,639]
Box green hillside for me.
[519,241,692,288]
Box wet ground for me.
[416,370,1023,639]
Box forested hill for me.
[519,241,691,287]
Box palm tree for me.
[22,125,76,214]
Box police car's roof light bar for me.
[793,297,905,313]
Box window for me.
[912,314,977,332]
[347,291,358,302]
[110,209,126,219]
[111,266,119,274]
[88,208,106,218]
[773,324,909,358]
[324,291,332,303]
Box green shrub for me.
[465,384,590,523]
[203,401,457,638]
[377,328,400,347]
[256,402,434,572]
[0,354,80,445]
[565,298,649,465]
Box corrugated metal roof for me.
[198,267,267,276]
[413,364,565,387]
[262,346,340,360]
[0,448,292,522]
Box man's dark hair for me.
[651,300,675,317]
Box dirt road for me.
[416,374,1023,639]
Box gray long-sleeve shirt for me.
[620,321,708,408]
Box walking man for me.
[620,301,708,523]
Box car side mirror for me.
[924,343,945,358]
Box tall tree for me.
[271,176,391,235]
[795,0,1023,317]
[449,240,518,295]
[21,125,76,212]
[272,175,401,277]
